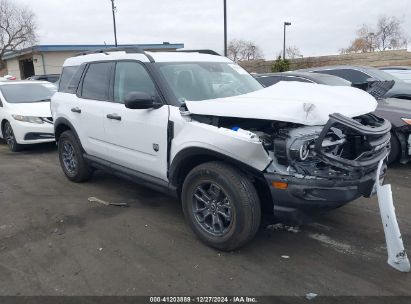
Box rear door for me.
[102,61,169,180]
[75,62,114,158]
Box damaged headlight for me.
[290,140,312,161]
[12,115,44,124]
[274,126,323,165]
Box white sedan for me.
[0,81,57,152]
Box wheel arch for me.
[54,118,81,144]
[1,119,8,137]
[169,147,274,214]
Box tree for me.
[376,16,408,51]
[341,16,408,54]
[271,56,290,72]
[0,0,36,66]
[286,46,302,59]
[227,39,264,62]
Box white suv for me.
[52,48,391,250]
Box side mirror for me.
[124,91,162,109]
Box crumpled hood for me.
[7,102,52,117]
[185,82,377,126]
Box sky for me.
[14,0,411,59]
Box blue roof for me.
[2,43,184,60]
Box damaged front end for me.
[264,113,391,223]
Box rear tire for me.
[58,130,92,182]
[387,132,401,165]
[181,161,261,251]
[3,121,22,152]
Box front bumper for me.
[265,113,390,224]
[11,121,55,144]
[264,169,382,223]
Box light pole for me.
[224,0,227,56]
[110,0,118,47]
[283,21,291,59]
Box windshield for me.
[157,62,263,102]
[0,83,56,103]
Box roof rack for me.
[75,46,155,62]
[176,49,221,56]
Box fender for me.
[168,146,266,188]
[54,117,82,146]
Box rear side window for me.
[81,62,112,101]
[315,69,370,84]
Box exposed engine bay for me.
[190,112,391,180]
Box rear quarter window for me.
[59,66,84,93]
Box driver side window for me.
[114,62,157,104]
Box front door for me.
[103,61,169,181]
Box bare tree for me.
[376,16,407,51]
[227,39,264,62]
[341,16,407,54]
[286,46,302,59]
[0,0,37,65]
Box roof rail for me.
[176,49,221,56]
[75,46,155,62]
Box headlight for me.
[290,140,312,161]
[12,115,44,124]
[401,118,411,125]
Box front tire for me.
[181,161,261,251]
[3,121,22,152]
[58,130,92,182]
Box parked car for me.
[255,71,411,164]
[254,72,352,87]
[0,81,56,151]
[27,74,60,83]
[297,65,411,100]
[0,75,17,81]
[379,66,411,84]
[52,48,390,251]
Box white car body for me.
[54,51,378,175]
[0,81,56,145]
[51,49,391,249]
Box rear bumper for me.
[264,168,383,223]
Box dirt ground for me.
[0,143,410,296]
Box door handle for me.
[106,113,122,121]
[71,107,81,114]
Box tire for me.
[58,130,92,182]
[3,121,22,152]
[181,161,261,251]
[387,132,401,165]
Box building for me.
[1,43,184,79]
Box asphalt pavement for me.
[0,143,410,296]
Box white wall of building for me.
[6,59,21,79]
[33,51,78,75]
